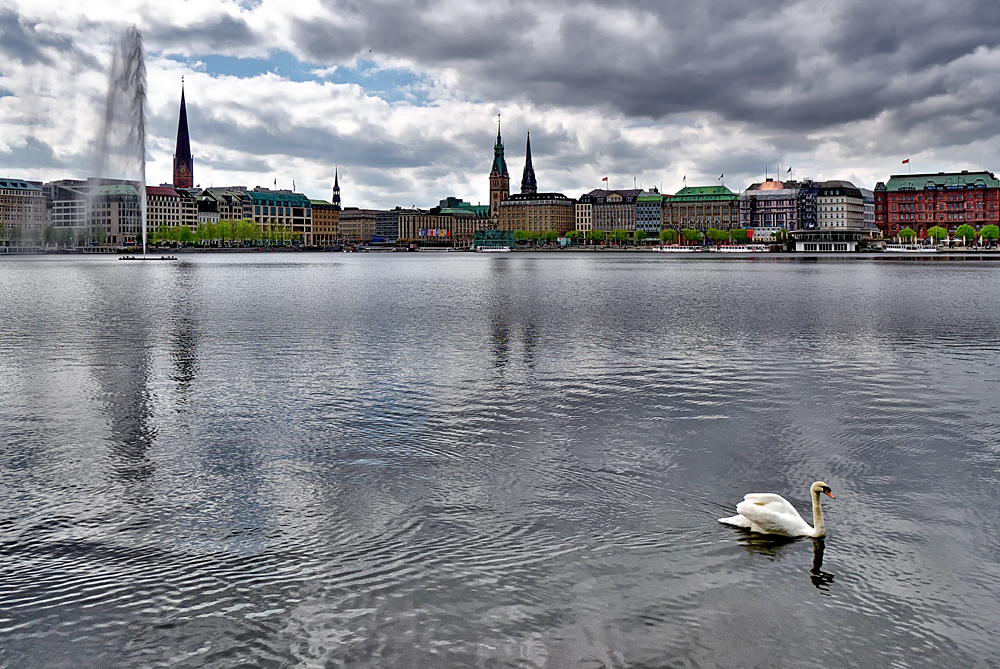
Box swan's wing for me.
[718,514,754,528]
[742,493,799,518]
[735,497,812,536]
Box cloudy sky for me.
[2,0,1000,208]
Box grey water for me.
[1,253,999,668]
[93,26,147,253]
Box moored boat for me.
[884,243,938,253]
[709,244,771,253]
[654,245,700,253]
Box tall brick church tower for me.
[173,79,193,189]
[489,115,509,223]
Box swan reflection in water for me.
[737,535,835,592]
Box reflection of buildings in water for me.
[522,322,537,369]
[490,314,510,370]
[91,311,157,488]
[169,266,200,402]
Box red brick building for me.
[874,171,1000,238]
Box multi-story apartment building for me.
[816,180,865,230]
[247,189,313,245]
[575,200,593,237]
[498,192,576,235]
[576,189,641,233]
[0,178,46,248]
[874,171,1000,238]
[311,199,340,245]
[146,185,197,233]
[340,208,380,242]
[43,180,88,242]
[636,190,665,237]
[738,179,817,237]
[397,208,479,245]
[665,186,738,233]
[89,183,142,247]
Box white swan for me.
[719,481,834,538]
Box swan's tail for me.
[718,514,753,528]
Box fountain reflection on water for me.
[93,26,147,254]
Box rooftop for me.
[882,171,1000,191]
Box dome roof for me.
[759,179,784,190]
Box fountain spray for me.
[94,26,147,254]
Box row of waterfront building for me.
[3,91,1000,249]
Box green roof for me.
[636,194,664,203]
[248,191,311,206]
[884,171,999,191]
[309,199,332,205]
[670,185,737,201]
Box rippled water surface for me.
[2,253,1000,668]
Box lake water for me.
[1,252,999,668]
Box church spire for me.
[172,78,193,189]
[332,165,341,210]
[491,114,508,177]
[520,131,537,194]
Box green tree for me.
[980,224,999,245]
[731,228,750,244]
[927,225,948,242]
[706,227,729,244]
[543,230,560,243]
[682,228,703,243]
[660,228,677,243]
[177,226,196,245]
[565,230,583,243]
[586,229,606,243]
[610,229,630,245]
[634,230,647,244]
[898,227,917,240]
[955,224,976,245]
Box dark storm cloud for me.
[142,14,257,54]
[0,9,89,66]
[288,0,1000,135]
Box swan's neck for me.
[811,491,826,538]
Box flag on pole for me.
[293,180,295,190]
[602,177,608,182]
[786,167,791,174]
[902,159,910,164]
[718,174,724,181]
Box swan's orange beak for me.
[824,490,835,499]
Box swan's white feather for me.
[734,496,814,536]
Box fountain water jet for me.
[94,26,147,254]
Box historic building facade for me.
[498,192,575,235]
[874,171,1000,238]
[0,178,46,247]
[738,179,815,237]
[576,189,641,233]
[146,185,197,233]
[665,186,738,233]
[816,180,865,230]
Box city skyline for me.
[3,1,1000,209]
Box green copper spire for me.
[491,114,508,177]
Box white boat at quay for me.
[654,245,701,253]
[884,244,938,254]
[475,246,512,253]
[709,244,771,253]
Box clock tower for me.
[489,115,509,224]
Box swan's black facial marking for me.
[822,485,834,499]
